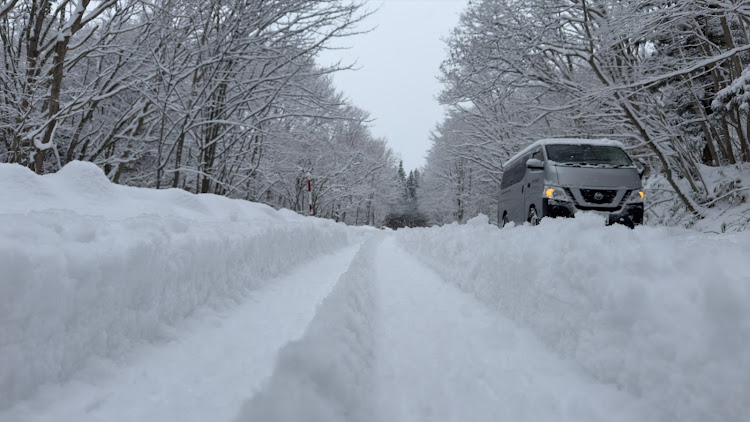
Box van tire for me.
[528,207,540,226]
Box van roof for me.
[504,138,625,166]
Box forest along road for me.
[4,235,657,422]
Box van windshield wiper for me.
[576,162,629,168]
[555,162,604,167]
[554,162,626,168]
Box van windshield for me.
[545,144,633,167]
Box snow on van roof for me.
[504,138,625,166]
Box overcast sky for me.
[318,0,469,172]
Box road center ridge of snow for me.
[235,236,382,422]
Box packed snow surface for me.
[1,161,749,422]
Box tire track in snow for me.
[239,235,653,421]
[1,244,364,422]
[371,236,651,422]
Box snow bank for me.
[396,215,750,422]
[236,237,381,422]
[0,162,367,410]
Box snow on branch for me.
[712,66,750,114]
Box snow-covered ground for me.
[1,162,749,422]
[645,163,750,232]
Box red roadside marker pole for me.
[306,172,313,215]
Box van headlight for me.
[544,185,571,202]
[627,190,645,203]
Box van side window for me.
[501,161,516,189]
[500,155,527,189]
[500,163,511,189]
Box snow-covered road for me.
[3,234,648,422]
[2,163,748,422]
[4,227,750,421]
[233,236,656,421]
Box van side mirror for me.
[636,160,646,178]
[526,158,544,170]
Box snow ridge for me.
[235,236,382,422]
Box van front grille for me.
[579,189,618,204]
[565,188,578,205]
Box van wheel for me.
[501,212,509,228]
[528,207,540,226]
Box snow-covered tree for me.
[418,114,499,225]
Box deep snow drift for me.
[0,161,364,411]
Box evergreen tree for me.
[397,161,408,202]
[397,161,407,183]
[406,170,417,199]
[384,161,428,229]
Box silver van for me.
[498,139,645,228]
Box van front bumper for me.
[543,199,643,227]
